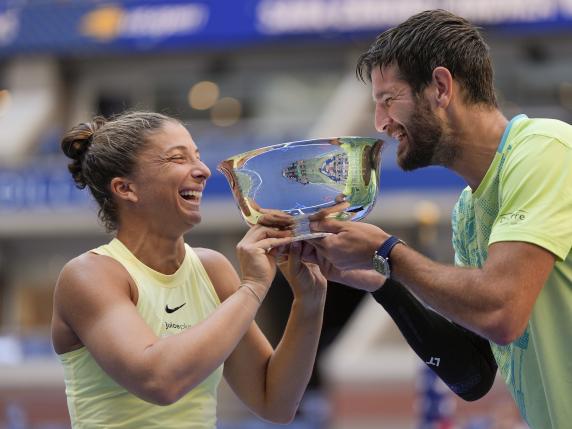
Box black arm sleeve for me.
[371,279,497,401]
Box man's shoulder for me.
[509,117,572,150]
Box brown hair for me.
[356,9,498,107]
[61,111,175,232]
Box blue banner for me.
[1,0,572,56]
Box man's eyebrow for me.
[373,90,390,101]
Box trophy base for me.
[291,232,333,242]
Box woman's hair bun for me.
[61,116,106,161]
[61,116,107,188]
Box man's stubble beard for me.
[397,96,459,171]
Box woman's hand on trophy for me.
[257,208,296,230]
[276,241,327,305]
[236,224,294,301]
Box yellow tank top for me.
[58,238,223,429]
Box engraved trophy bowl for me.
[217,137,385,241]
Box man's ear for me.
[431,66,453,108]
[110,177,139,203]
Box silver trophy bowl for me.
[217,137,385,240]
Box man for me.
[309,9,572,429]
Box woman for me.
[51,112,327,428]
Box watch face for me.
[373,255,390,277]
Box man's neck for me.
[447,106,509,191]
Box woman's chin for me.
[184,213,202,228]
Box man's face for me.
[371,65,455,171]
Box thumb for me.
[310,219,345,234]
[299,241,317,263]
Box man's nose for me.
[375,107,392,133]
[375,115,391,133]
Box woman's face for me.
[129,120,211,234]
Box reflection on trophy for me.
[218,137,384,240]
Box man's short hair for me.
[357,9,498,107]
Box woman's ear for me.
[432,66,453,108]
[110,177,139,203]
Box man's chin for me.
[397,152,418,171]
[397,156,430,172]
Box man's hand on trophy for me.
[302,240,387,292]
[308,220,390,271]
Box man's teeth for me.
[179,190,202,199]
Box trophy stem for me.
[293,215,333,242]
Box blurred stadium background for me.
[1,0,571,428]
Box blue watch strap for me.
[376,236,404,270]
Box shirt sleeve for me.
[451,191,471,267]
[490,135,572,261]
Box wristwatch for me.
[372,236,406,277]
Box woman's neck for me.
[116,224,186,275]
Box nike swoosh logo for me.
[165,303,186,314]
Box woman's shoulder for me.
[193,247,229,267]
[63,250,128,277]
[193,247,236,279]
[53,252,137,354]
[192,247,240,300]
[56,251,132,299]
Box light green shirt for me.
[452,115,572,429]
[58,238,223,428]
